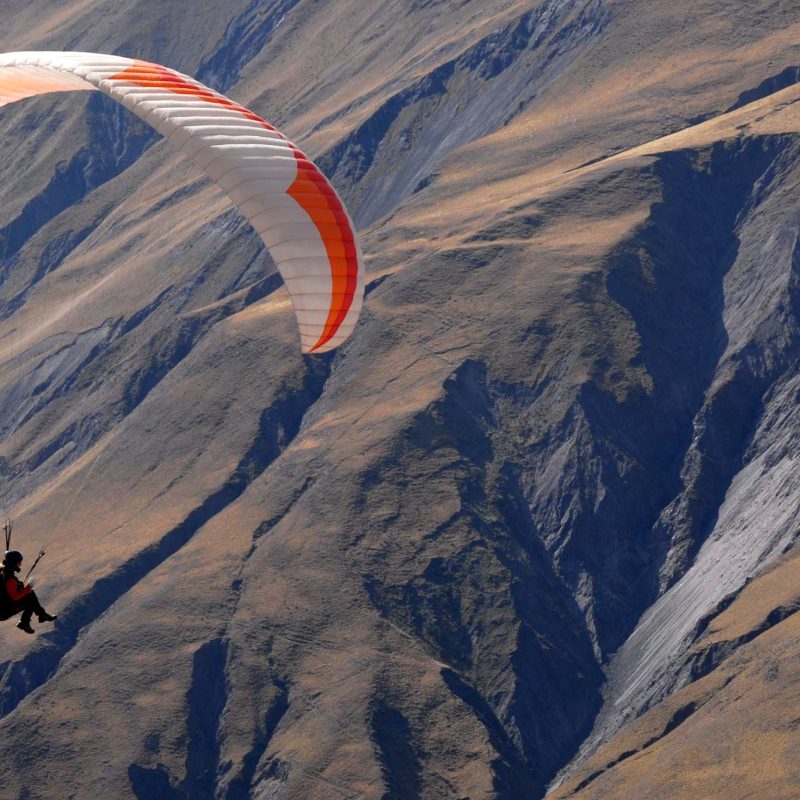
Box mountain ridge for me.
[0,2,799,798]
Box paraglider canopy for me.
[0,51,365,353]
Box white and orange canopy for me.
[0,51,364,353]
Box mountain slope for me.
[552,548,800,800]
[0,2,799,799]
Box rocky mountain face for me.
[0,1,799,799]
[552,548,800,800]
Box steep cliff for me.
[552,548,800,799]
[0,1,799,799]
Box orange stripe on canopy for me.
[107,60,358,350]
[108,62,277,130]
[287,158,358,351]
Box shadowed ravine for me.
[1,3,800,799]
[319,0,610,226]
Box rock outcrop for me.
[0,2,799,798]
